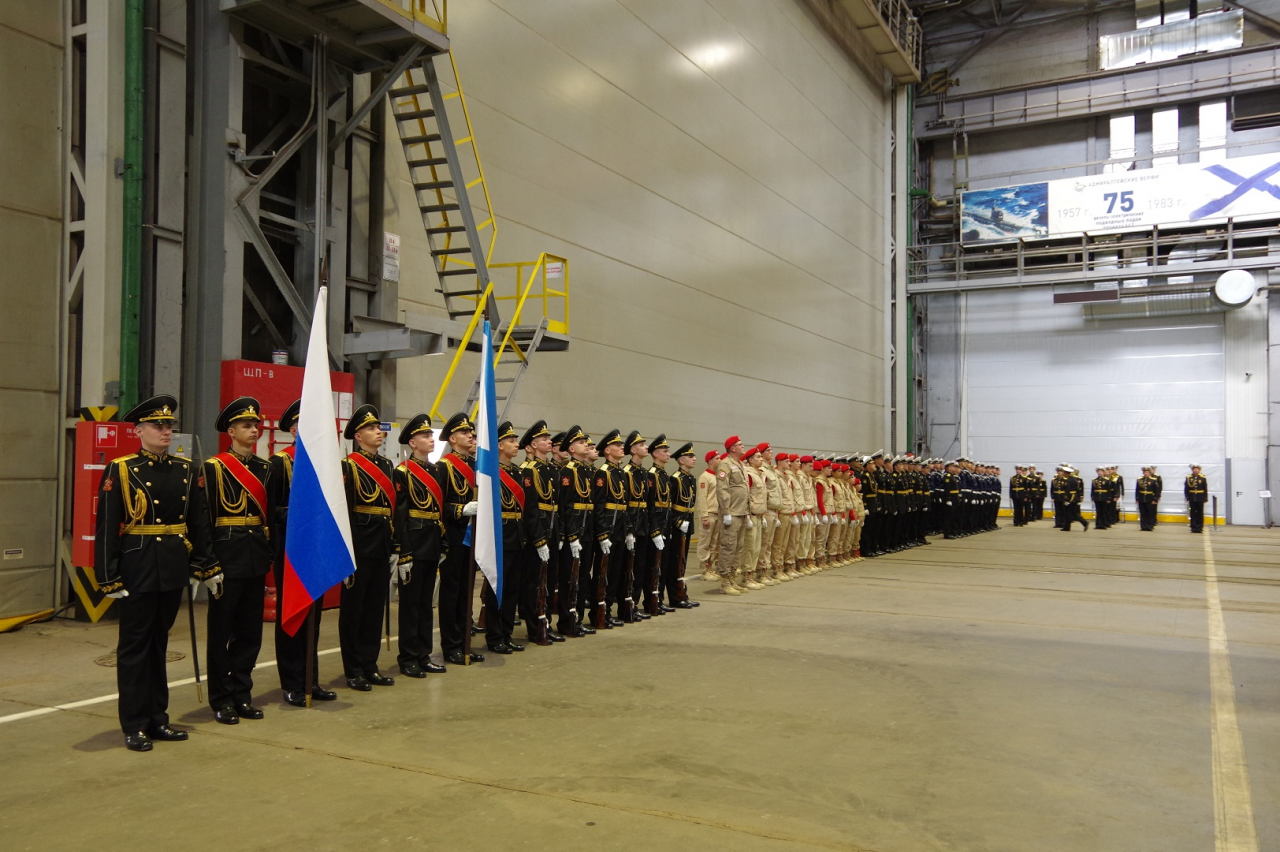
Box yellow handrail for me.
[373,0,447,35]
[441,51,498,267]
[428,280,493,423]
[428,255,569,422]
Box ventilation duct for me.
[1101,9,1242,70]
[1082,290,1221,320]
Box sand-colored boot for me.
[758,568,779,587]
[700,564,718,582]
[786,563,803,579]
[742,570,765,590]
[773,565,791,582]
[720,577,741,596]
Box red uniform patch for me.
[102,477,114,492]
[596,477,604,487]
[562,477,571,487]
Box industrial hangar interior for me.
[3,1,1280,849]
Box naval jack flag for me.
[470,319,503,601]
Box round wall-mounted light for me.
[1213,269,1255,308]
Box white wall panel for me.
[957,289,1227,516]
[388,0,888,455]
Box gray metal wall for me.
[0,2,63,617]
[925,289,1228,515]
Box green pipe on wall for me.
[119,0,144,412]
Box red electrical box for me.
[72,421,142,568]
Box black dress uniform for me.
[590,429,628,629]
[557,426,595,635]
[200,397,273,721]
[646,434,674,614]
[1136,470,1161,531]
[339,405,399,688]
[94,395,219,750]
[437,412,484,665]
[1059,468,1088,531]
[1185,468,1208,533]
[484,421,527,654]
[666,443,699,609]
[268,400,333,706]
[622,432,657,621]
[1090,472,1113,530]
[518,420,558,645]
[1010,470,1027,526]
[942,465,961,538]
[393,414,446,676]
[860,457,879,556]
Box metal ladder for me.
[461,318,549,422]
[388,54,499,326]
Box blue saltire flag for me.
[471,319,503,601]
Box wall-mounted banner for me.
[961,150,1280,243]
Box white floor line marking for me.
[0,638,380,725]
[1203,534,1259,852]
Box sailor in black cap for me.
[438,412,484,665]
[198,396,272,724]
[482,421,527,654]
[666,442,699,608]
[518,420,560,645]
[339,404,400,690]
[589,429,628,629]
[556,426,594,635]
[621,431,657,621]
[268,400,335,707]
[646,434,674,614]
[392,414,447,677]
[94,394,220,751]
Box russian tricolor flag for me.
[473,319,503,601]
[281,286,356,636]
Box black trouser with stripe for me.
[1189,501,1205,532]
[273,557,322,693]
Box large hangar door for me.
[960,288,1226,516]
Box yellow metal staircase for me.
[382,7,568,421]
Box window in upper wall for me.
[1153,108,1180,168]
[1200,100,1227,164]
[1106,114,1136,173]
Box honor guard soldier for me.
[438,413,484,665]
[518,420,560,644]
[696,451,721,581]
[484,421,528,654]
[942,461,962,538]
[392,414,448,677]
[340,405,400,690]
[558,426,596,633]
[796,455,818,571]
[1136,466,1161,531]
[95,395,220,751]
[623,431,662,617]
[666,443,700,607]
[1185,464,1209,533]
[859,454,879,557]
[1010,466,1028,526]
[270,400,336,707]
[589,429,627,630]
[1051,466,1067,529]
[646,434,675,613]
[716,437,750,595]
[1111,466,1126,523]
[201,397,272,724]
[778,454,804,576]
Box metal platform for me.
[220,0,449,70]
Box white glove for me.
[559,539,564,550]
[822,514,830,524]
[536,544,550,563]
[654,535,665,551]
[461,501,479,517]
[398,561,412,583]
[106,588,129,599]
[625,533,636,551]
[841,516,848,525]
[775,518,782,528]
[203,573,225,598]
[600,539,612,556]
[679,521,690,534]
[746,517,754,529]
[569,540,582,559]
[945,501,953,507]
[791,515,799,526]
[722,514,732,527]
[344,574,355,589]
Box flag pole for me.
[464,520,476,666]
[303,604,316,708]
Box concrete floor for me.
[2,520,1278,851]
